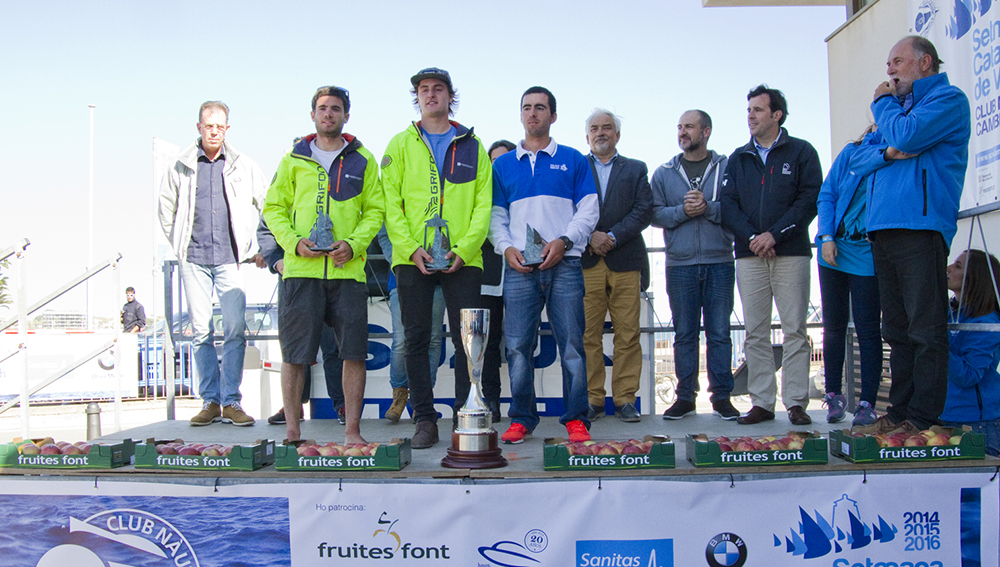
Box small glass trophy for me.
[308,212,336,252]
[424,214,452,271]
[521,224,545,268]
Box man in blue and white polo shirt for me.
[490,86,599,445]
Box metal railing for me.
[0,238,126,438]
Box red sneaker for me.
[566,420,590,443]
[501,422,529,444]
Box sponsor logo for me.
[380,155,392,168]
[705,533,746,567]
[781,163,792,175]
[478,529,548,566]
[775,494,898,560]
[576,538,672,567]
[913,0,937,36]
[550,163,568,171]
[36,508,199,566]
[317,512,451,561]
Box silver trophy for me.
[441,308,507,469]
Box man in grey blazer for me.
[581,109,653,423]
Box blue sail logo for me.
[774,495,898,559]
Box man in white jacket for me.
[159,100,267,427]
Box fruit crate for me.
[0,438,135,469]
[133,439,275,471]
[274,439,411,471]
[830,427,986,463]
[686,432,828,467]
[543,436,673,471]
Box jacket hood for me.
[663,149,726,170]
[409,120,473,139]
[291,133,362,158]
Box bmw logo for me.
[705,533,747,567]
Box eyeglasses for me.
[200,124,227,132]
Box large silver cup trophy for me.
[441,308,507,469]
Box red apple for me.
[40,444,61,455]
[903,436,926,447]
[157,445,177,455]
[717,443,733,453]
[62,445,82,455]
[343,447,363,456]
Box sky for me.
[0,0,847,323]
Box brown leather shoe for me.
[885,419,921,437]
[411,421,439,449]
[737,406,775,425]
[851,414,899,435]
[787,405,812,426]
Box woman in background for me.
[816,127,886,425]
[940,249,1000,457]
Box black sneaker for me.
[335,406,346,425]
[662,399,697,420]
[586,404,606,421]
[267,408,286,425]
[616,403,641,423]
[712,398,740,421]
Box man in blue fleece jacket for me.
[855,36,971,436]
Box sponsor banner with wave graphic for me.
[0,472,995,566]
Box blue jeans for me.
[504,258,589,431]
[666,263,735,403]
[179,261,246,407]
[388,286,445,389]
[818,265,882,404]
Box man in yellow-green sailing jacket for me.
[381,67,492,449]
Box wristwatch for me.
[558,236,573,251]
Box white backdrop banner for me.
[910,0,1000,209]
[0,471,995,566]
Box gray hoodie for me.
[650,151,734,267]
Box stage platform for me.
[5,406,996,480]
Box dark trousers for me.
[395,265,483,424]
[818,265,882,404]
[480,293,504,406]
[319,324,345,409]
[870,229,950,429]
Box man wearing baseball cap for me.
[381,67,493,449]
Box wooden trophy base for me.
[440,430,508,469]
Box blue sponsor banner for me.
[576,538,672,567]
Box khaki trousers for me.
[736,255,811,412]
[583,259,642,407]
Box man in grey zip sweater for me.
[650,110,739,421]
